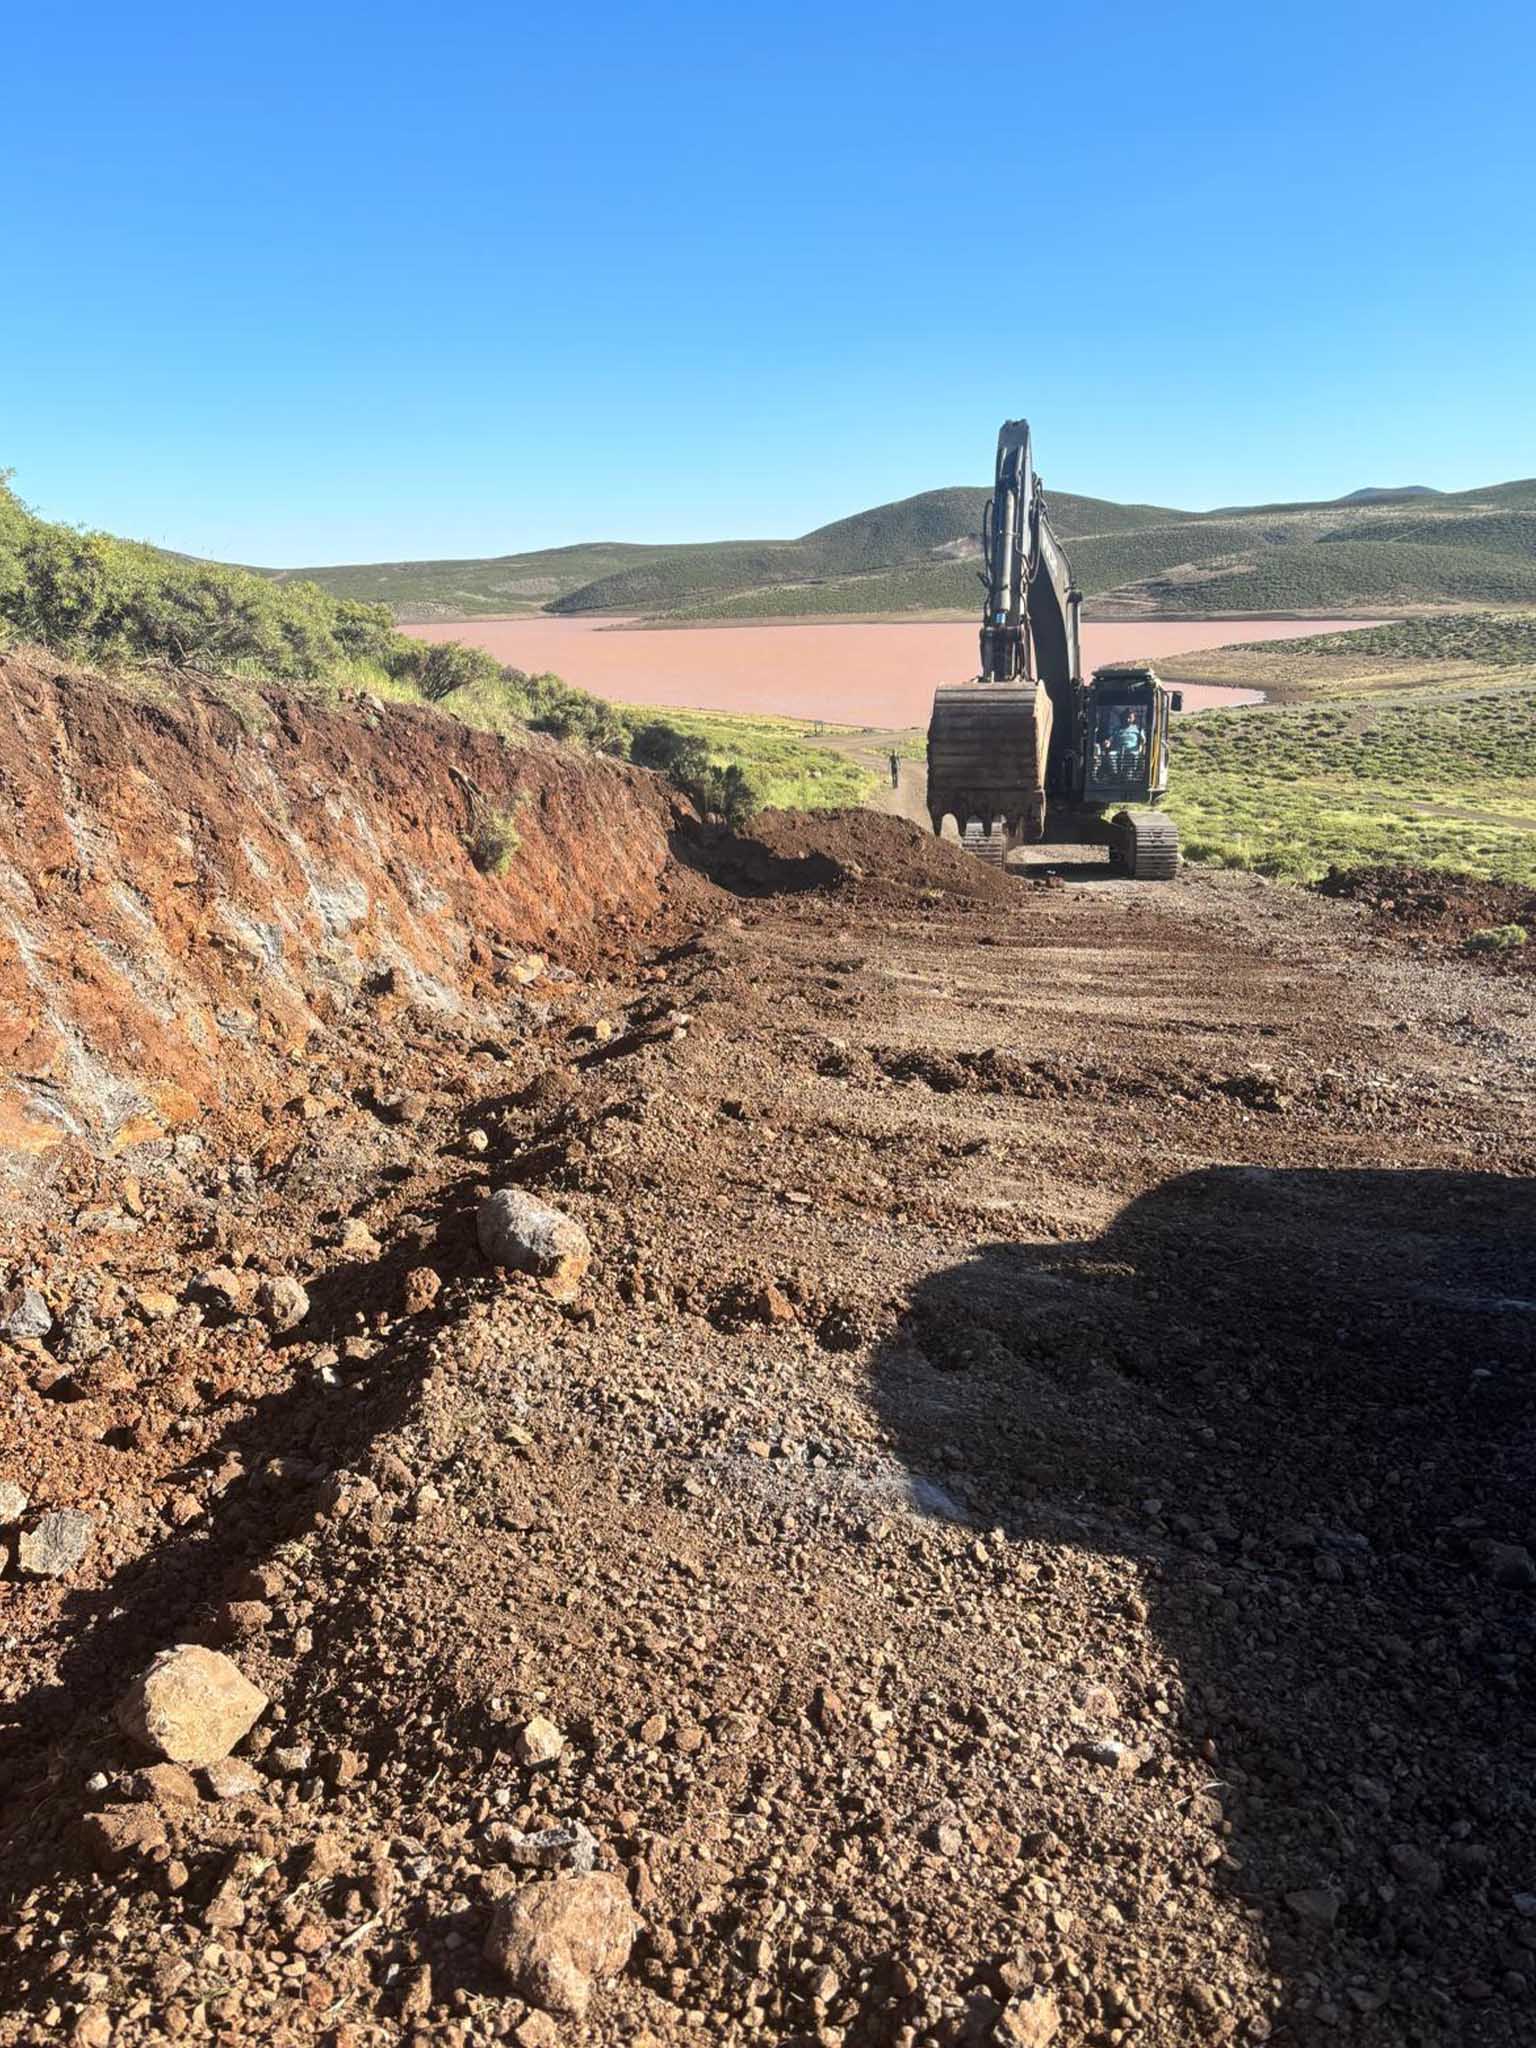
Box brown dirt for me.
[2,661,1535,2048]
[1313,865,1536,977]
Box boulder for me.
[483,1871,640,2016]
[478,1190,591,1301]
[116,1645,268,1766]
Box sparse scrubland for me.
[279,472,1536,624]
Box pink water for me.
[398,615,1374,724]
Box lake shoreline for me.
[398,614,1382,724]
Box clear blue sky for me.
[6,0,1533,563]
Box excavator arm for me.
[980,419,1084,787]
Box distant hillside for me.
[287,471,1536,623]
[1336,485,1441,504]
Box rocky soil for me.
[2,670,1535,2048]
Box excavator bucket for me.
[926,680,1052,860]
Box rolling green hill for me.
[272,469,1536,624]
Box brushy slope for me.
[1168,683,1536,884]
[0,478,859,824]
[1135,539,1536,615]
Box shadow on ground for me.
[667,819,843,898]
[872,1165,1536,2042]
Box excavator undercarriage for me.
[926,421,1183,881]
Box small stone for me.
[1485,1542,1536,1589]
[338,1218,381,1256]
[189,1266,246,1315]
[256,1274,310,1332]
[1070,1737,1139,1772]
[72,2007,113,2048]
[482,1871,641,2017]
[996,1989,1061,2045]
[514,1716,565,1767]
[18,1508,95,1579]
[751,1283,796,1327]
[135,1290,180,1323]
[203,1758,265,1801]
[0,1285,52,1341]
[272,1741,315,1776]
[403,1266,442,1314]
[466,1127,491,1154]
[210,1599,272,1641]
[116,1645,268,1766]
[1286,1887,1341,1929]
[485,1821,598,1873]
[399,1963,433,2022]
[514,2014,561,2048]
[79,1803,169,1874]
[135,1763,201,1808]
[478,1190,591,1301]
[0,1480,30,1523]
[1388,1843,1443,1893]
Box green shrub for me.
[1464,923,1528,953]
[468,806,524,876]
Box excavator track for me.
[1111,810,1181,880]
[961,820,1009,867]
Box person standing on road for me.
[890,751,901,788]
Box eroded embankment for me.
[0,655,687,1164]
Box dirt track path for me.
[4,821,1535,2048]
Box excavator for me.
[926,420,1183,878]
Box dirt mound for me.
[0,654,691,1166]
[709,807,1016,907]
[1314,864,1535,974]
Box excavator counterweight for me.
[926,421,1182,880]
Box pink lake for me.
[398,615,1375,725]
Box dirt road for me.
[4,790,1535,2047]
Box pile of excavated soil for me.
[1313,865,1536,976]
[724,810,1016,909]
[3,661,1536,2048]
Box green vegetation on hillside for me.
[1168,685,1536,885]
[0,476,866,826]
[618,705,873,812]
[282,467,1536,626]
[1249,612,1536,665]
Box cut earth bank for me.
[1,655,1533,2048]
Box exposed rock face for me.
[482,1872,641,2016]
[0,653,679,1166]
[116,1646,268,1767]
[477,1190,591,1300]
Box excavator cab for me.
[1081,665,1181,807]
